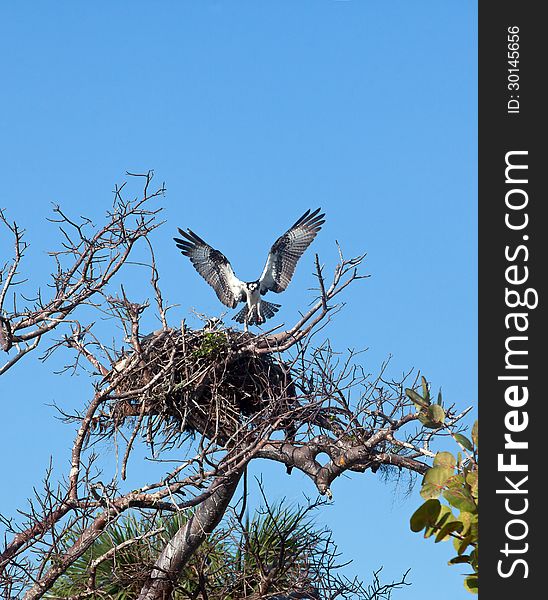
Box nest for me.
[102,326,297,447]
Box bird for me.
[174,208,325,330]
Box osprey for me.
[174,208,325,329]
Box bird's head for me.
[246,281,260,292]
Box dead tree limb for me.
[137,468,244,600]
[0,195,470,600]
[0,171,164,376]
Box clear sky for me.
[0,1,477,598]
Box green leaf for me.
[417,413,440,428]
[463,574,478,594]
[454,433,474,451]
[456,534,474,556]
[424,505,452,538]
[466,471,478,498]
[457,511,476,536]
[449,555,472,565]
[428,404,446,425]
[424,525,436,539]
[435,520,463,543]
[421,376,430,402]
[410,499,441,532]
[421,483,442,500]
[468,519,478,541]
[424,466,454,487]
[434,505,454,528]
[445,473,465,489]
[405,388,430,409]
[471,420,478,447]
[443,488,477,513]
[434,451,456,469]
[421,466,453,499]
[470,548,479,571]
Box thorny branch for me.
[0,188,470,599]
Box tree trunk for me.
[137,468,244,600]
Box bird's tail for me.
[260,300,281,321]
[232,305,248,324]
[232,301,281,326]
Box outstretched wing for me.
[174,229,245,308]
[259,208,325,294]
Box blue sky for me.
[0,1,477,598]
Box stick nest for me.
[101,326,297,447]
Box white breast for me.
[247,287,261,306]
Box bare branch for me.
[0,172,164,376]
[1,209,466,600]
